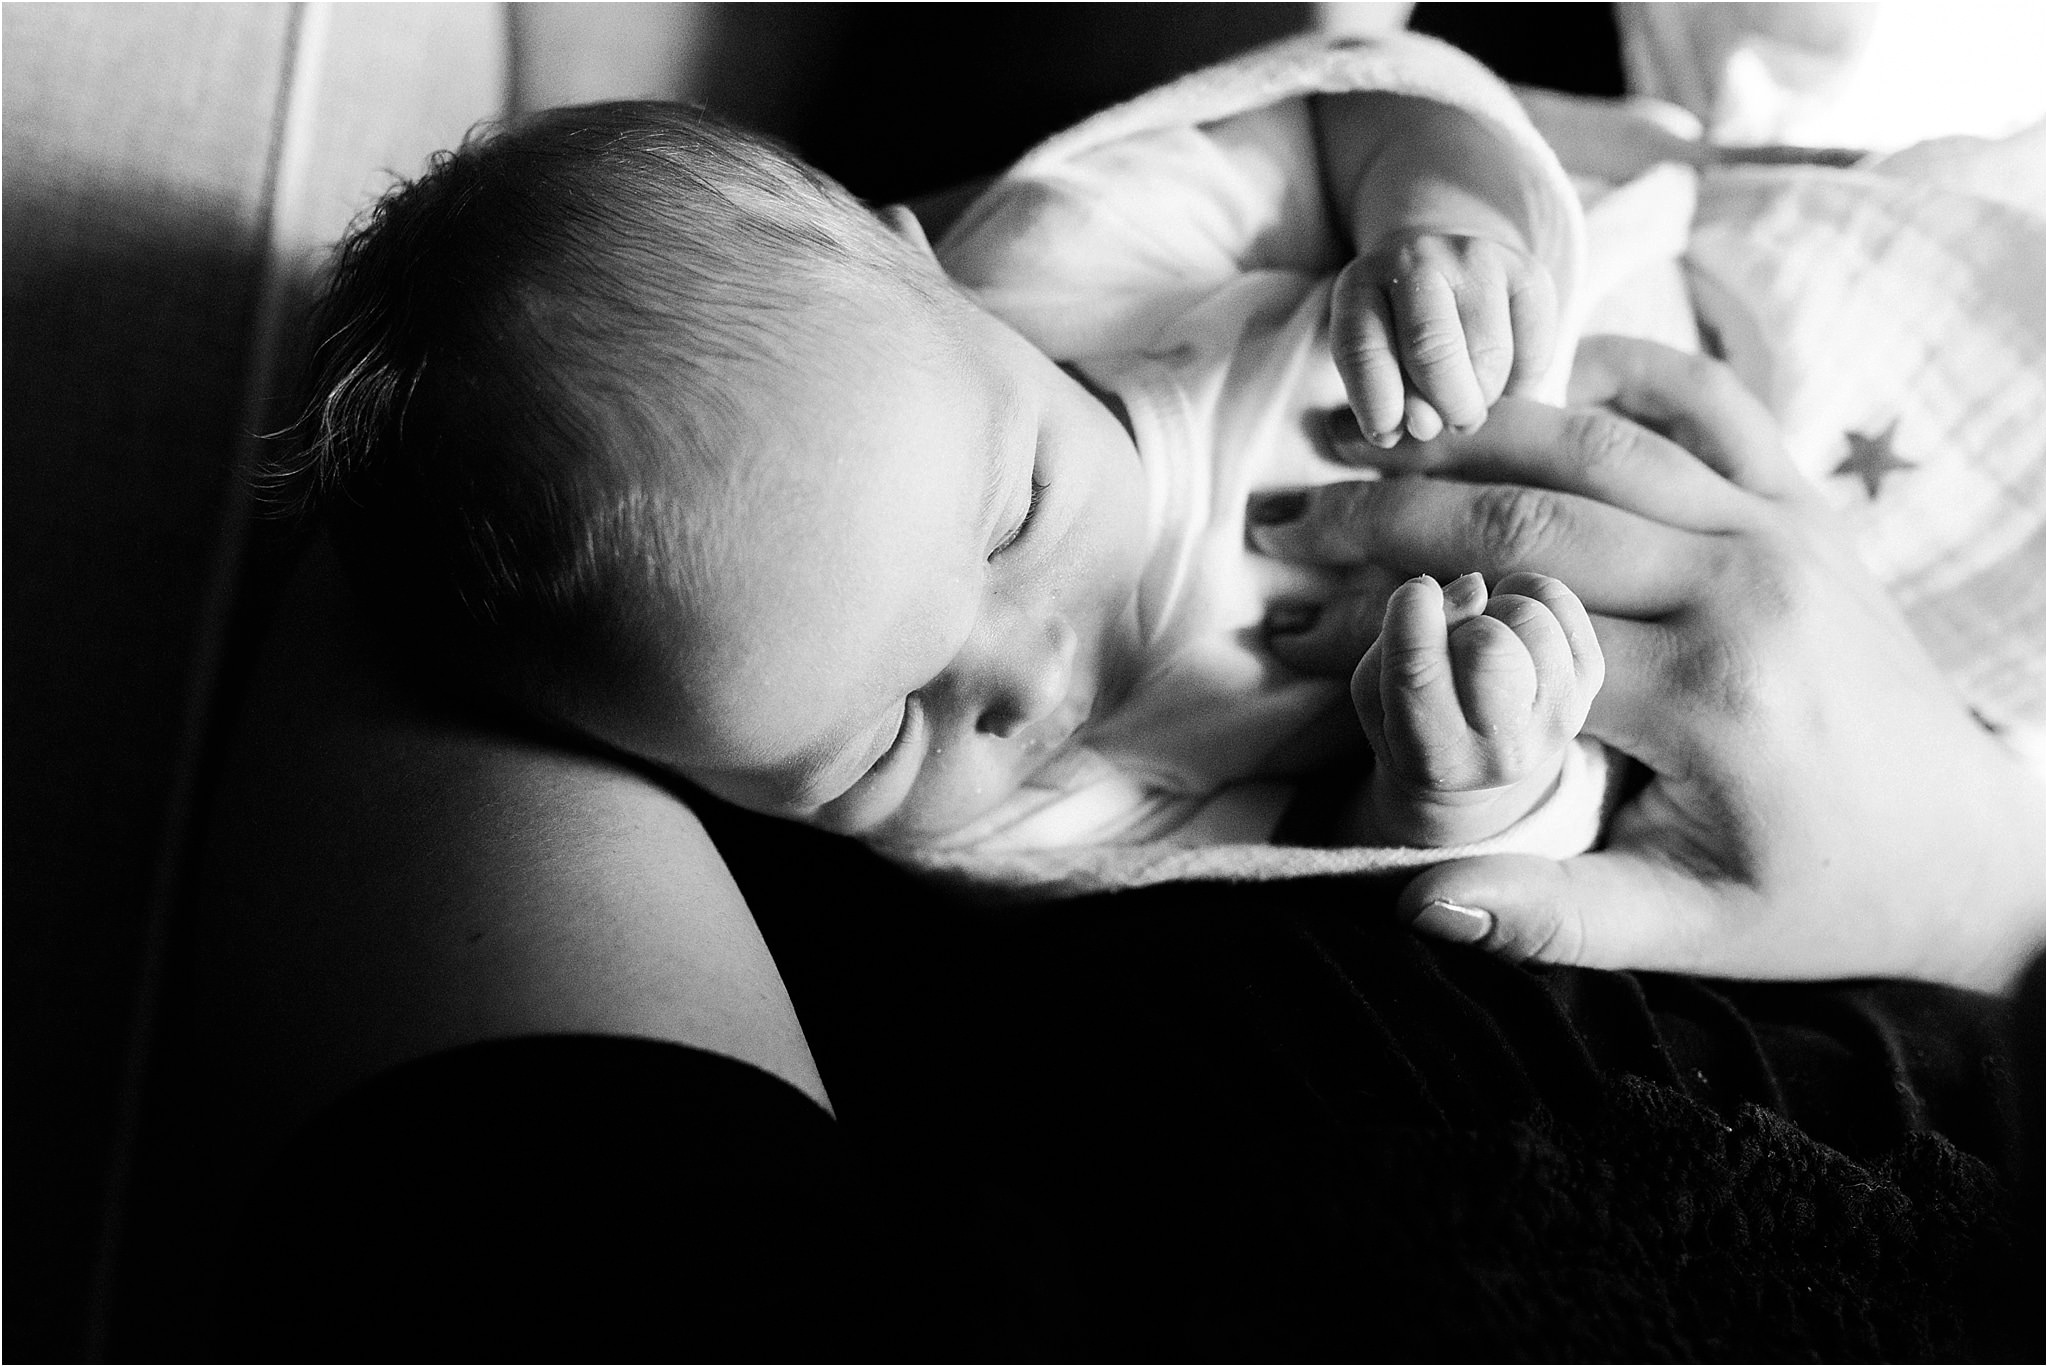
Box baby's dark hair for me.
[273,101,928,715]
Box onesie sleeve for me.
[938,103,1343,358]
[938,31,1586,370]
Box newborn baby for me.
[286,35,1609,888]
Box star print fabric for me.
[1686,167,2045,755]
[1833,421,1915,499]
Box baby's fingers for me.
[1494,571,1604,699]
[1469,584,1595,746]
[1331,261,1409,446]
[1502,264,1559,398]
[1447,613,1539,738]
[1358,576,1466,768]
[1390,269,1487,432]
[1403,392,1445,444]
[1451,265,1517,410]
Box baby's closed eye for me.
[992,475,1049,560]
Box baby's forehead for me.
[714,293,986,457]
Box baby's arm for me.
[1343,571,1602,848]
[1314,93,1559,446]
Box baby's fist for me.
[1331,232,1556,446]
[1354,572,1601,843]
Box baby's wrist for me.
[1354,752,1566,848]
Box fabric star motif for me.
[1833,420,1916,498]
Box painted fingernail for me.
[1265,599,1322,636]
[1246,489,1308,526]
[1408,898,1495,944]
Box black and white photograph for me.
[7,2,2044,1359]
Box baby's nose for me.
[975,616,1078,740]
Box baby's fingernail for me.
[1265,600,1322,636]
[1246,489,1308,527]
[1408,898,1495,945]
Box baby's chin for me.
[811,751,1073,852]
[811,774,1028,850]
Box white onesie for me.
[895,32,2044,901]
[895,34,1613,894]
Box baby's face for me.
[595,280,1149,847]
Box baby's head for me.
[286,103,1148,847]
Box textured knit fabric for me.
[209,810,2043,1361]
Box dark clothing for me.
[217,821,2043,1361]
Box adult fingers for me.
[1394,847,1744,974]
[1262,566,1404,675]
[1567,336,1803,500]
[1247,473,1721,616]
[1330,264,1408,445]
[1320,394,1757,534]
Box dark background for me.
[683,3,1622,202]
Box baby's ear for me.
[878,203,939,264]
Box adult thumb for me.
[1397,849,1728,972]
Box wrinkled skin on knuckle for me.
[1398,319,1468,372]
[1715,531,1810,644]
[1470,483,1565,571]
[1560,406,1644,486]
[1304,480,1384,561]
[1329,329,1393,381]
[1483,594,1550,637]
[1380,635,1445,698]
[1464,332,1513,369]
[1668,622,1768,728]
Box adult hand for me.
[1249,337,2044,992]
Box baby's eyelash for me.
[991,476,1049,560]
